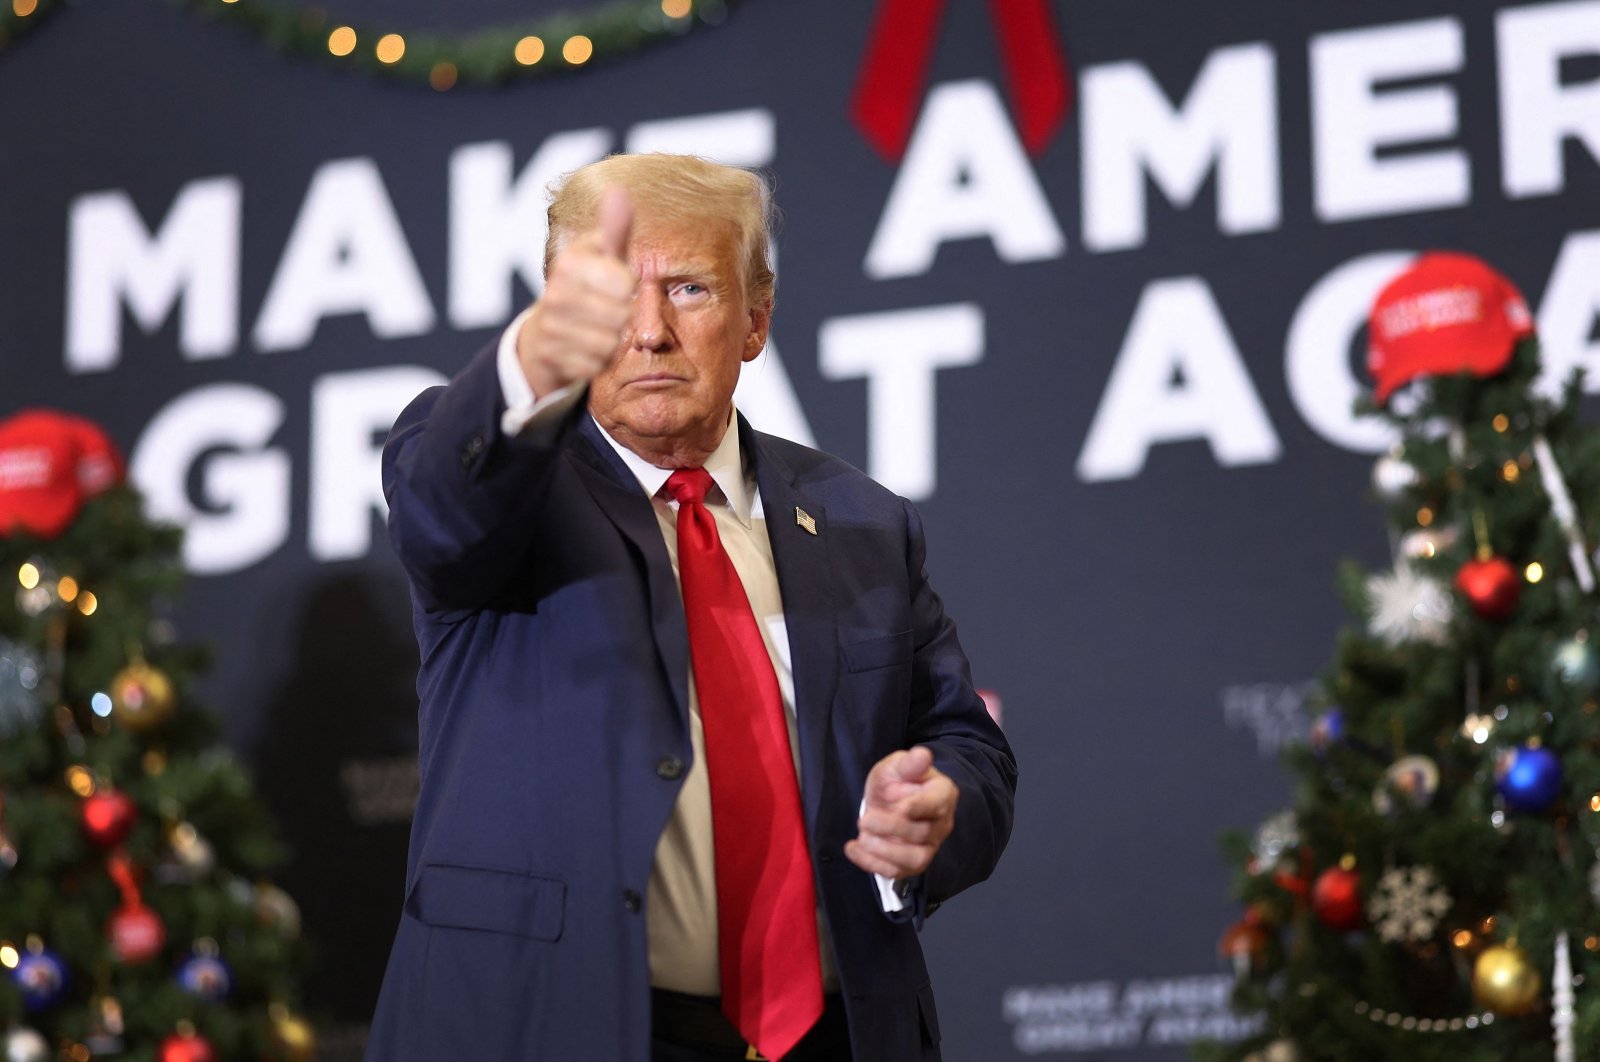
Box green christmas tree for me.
[1204,253,1600,1061]
[0,411,313,1062]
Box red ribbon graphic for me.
[851,0,1073,161]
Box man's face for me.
[587,214,770,465]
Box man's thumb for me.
[888,745,934,783]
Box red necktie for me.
[665,468,823,1060]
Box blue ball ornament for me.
[1498,744,1563,813]
[11,947,68,1011]
[176,952,232,1001]
[1310,709,1345,757]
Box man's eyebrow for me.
[659,259,720,277]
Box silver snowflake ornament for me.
[1368,865,1452,943]
[1365,563,1453,647]
[1252,810,1299,865]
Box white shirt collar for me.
[591,410,753,529]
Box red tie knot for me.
[665,467,714,507]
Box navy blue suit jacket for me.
[368,341,1017,1061]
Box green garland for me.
[0,0,740,86]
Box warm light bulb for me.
[514,36,545,65]
[662,0,692,17]
[18,563,38,589]
[0,944,16,968]
[1525,562,1544,583]
[376,33,405,64]
[1492,414,1510,432]
[65,765,94,797]
[12,0,38,16]
[77,591,97,616]
[563,35,594,64]
[56,576,78,602]
[328,26,357,56]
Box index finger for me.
[596,185,634,261]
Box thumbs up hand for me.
[516,185,637,397]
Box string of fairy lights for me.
[0,0,737,88]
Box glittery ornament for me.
[1367,865,1451,943]
[109,903,166,964]
[1456,556,1521,621]
[1372,755,1440,815]
[176,951,232,1001]
[1473,943,1541,1015]
[12,946,68,1011]
[109,661,176,733]
[1365,564,1453,646]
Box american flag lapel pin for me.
[795,507,817,535]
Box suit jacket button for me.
[622,889,642,913]
[655,755,685,780]
[460,434,485,468]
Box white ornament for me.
[1373,448,1420,501]
[1365,563,1454,646]
[5,1028,49,1062]
[1554,931,1575,1062]
[1368,865,1451,943]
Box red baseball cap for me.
[0,410,124,539]
[1367,252,1534,405]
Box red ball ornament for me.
[1311,866,1364,931]
[108,903,165,963]
[157,1031,216,1062]
[1455,555,1521,620]
[82,789,136,848]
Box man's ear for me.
[742,299,773,362]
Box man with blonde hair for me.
[372,153,1015,1062]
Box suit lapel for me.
[568,415,692,725]
[742,418,840,831]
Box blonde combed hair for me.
[544,153,777,308]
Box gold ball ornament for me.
[268,1005,316,1062]
[1472,943,1542,1015]
[110,662,176,732]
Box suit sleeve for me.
[895,497,1018,922]
[381,339,585,612]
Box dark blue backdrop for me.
[4,0,1598,1056]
